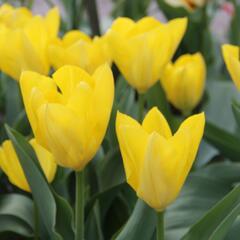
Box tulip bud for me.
[0,138,56,192]
[49,30,111,74]
[20,64,114,170]
[116,107,205,211]
[107,17,187,93]
[222,44,240,90]
[161,53,206,115]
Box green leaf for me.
[115,199,156,240]
[204,121,240,162]
[165,162,240,240]
[232,101,240,128]
[5,125,74,240]
[182,185,240,240]
[145,82,173,125]
[0,194,34,237]
[1,74,22,125]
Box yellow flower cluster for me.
[0,4,207,211]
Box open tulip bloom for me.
[116,107,205,238]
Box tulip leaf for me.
[165,162,240,239]
[181,185,240,240]
[114,199,156,240]
[145,82,173,124]
[232,101,240,128]
[2,74,22,125]
[5,125,74,240]
[204,121,240,162]
[0,194,34,237]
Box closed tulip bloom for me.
[20,64,114,170]
[49,30,111,74]
[0,7,59,80]
[164,0,206,11]
[0,138,57,192]
[222,44,240,90]
[116,107,205,211]
[161,53,206,114]
[107,17,187,93]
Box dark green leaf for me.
[182,185,240,240]
[204,121,240,162]
[0,194,34,237]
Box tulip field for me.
[0,0,240,239]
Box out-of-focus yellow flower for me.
[116,107,205,211]
[161,53,206,114]
[164,0,206,11]
[49,30,111,74]
[0,138,57,192]
[107,17,187,93]
[20,64,114,170]
[222,44,240,90]
[0,4,32,28]
[0,7,60,80]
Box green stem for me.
[34,202,39,240]
[75,170,85,240]
[138,93,145,122]
[157,211,164,240]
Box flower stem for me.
[138,93,145,122]
[157,211,164,240]
[75,170,85,240]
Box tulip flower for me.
[20,64,114,170]
[0,4,32,28]
[222,44,240,90]
[161,53,206,114]
[116,107,205,211]
[107,17,187,93]
[0,7,60,80]
[164,0,206,11]
[49,30,111,74]
[0,138,56,192]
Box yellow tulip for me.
[161,53,206,114]
[20,64,114,170]
[0,138,57,192]
[49,30,111,74]
[107,17,187,93]
[164,0,206,11]
[0,4,32,28]
[116,107,205,211]
[0,7,60,80]
[222,44,240,90]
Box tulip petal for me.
[142,107,172,138]
[52,65,93,99]
[30,139,57,183]
[37,103,87,170]
[44,7,60,39]
[222,44,240,90]
[116,112,148,190]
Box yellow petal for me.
[52,65,93,99]
[222,44,240,90]
[63,30,91,46]
[20,71,57,136]
[137,129,190,211]
[37,103,87,170]
[44,7,60,39]
[109,17,135,35]
[0,140,30,192]
[30,138,57,183]
[142,107,172,138]
[116,112,148,190]
[175,112,205,172]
